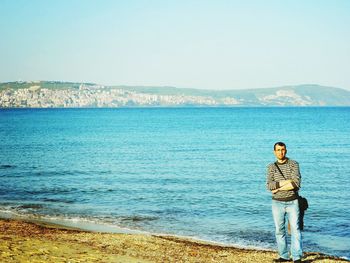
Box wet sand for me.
[0,219,347,263]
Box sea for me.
[0,107,349,259]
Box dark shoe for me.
[273,258,290,262]
[293,260,302,263]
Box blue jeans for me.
[272,199,303,261]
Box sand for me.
[0,219,347,263]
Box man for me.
[266,142,303,263]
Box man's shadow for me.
[303,252,349,262]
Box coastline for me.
[0,218,348,263]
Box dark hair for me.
[274,142,286,150]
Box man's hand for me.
[272,189,279,194]
[279,180,292,186]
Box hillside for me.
[1,81,350,107]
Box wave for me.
[0,203,44,212]
[17,204,45,209]
[0,164,16,169]
[24,187,79,195]
[41,198,75,204]
[0,169,113,178]
[119,215,159,223]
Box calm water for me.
[0,108,349,259]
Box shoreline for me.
[0,210,272,251]
[0,218,348,263]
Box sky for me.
[0,0,349,90]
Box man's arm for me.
[290,161,301,190]
[271,180,295,193]
[272,162,301,193]
[266,164,280,191]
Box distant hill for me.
[118,84,350,106]
[1,81,350,107]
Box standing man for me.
[266,142,303,263]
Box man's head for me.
[274,142,287,162]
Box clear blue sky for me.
[1,0,349,90]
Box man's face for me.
[274,145,287,160]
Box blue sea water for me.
[0,107,349,259]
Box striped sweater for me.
[266,158,301,201]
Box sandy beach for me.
[0,219,347,263]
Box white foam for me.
[0,209,147,235]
